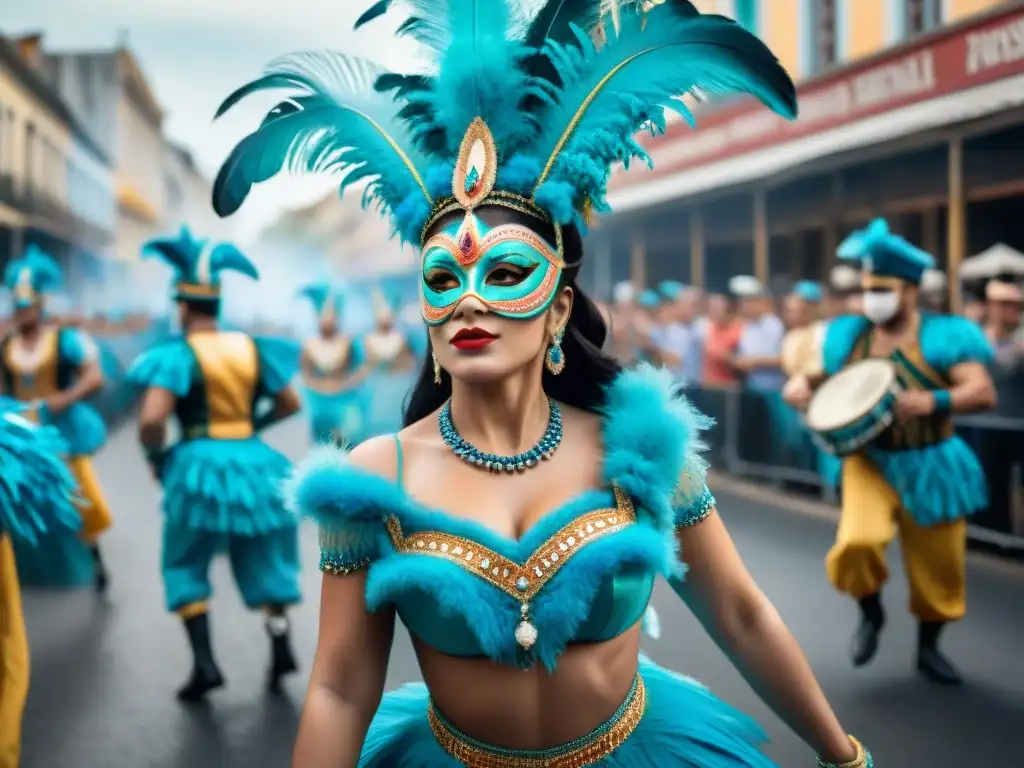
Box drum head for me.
[806,359,897,431]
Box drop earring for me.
[545,328,566,375]
[432,351,442,385]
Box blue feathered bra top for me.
[289,365,717,670]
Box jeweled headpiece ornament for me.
[213,0,797,255]
[3,245,63,309]
[143,226,259,302]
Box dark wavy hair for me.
[403,207,621,426]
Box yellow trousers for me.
[68,455,113,543]
[0,535,29,768]
[826,453,967,622]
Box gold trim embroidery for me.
[385,487,636,600]
[428,673,647,767]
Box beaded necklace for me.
[438,398,562,472]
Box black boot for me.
[850,593,885,668]
[89,544,108,594]
[177,613,226,702]
[266,614,299,692]
[917,621,962,685]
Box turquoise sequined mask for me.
[420,211,563,325]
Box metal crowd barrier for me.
[686,384,1024,555]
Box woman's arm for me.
[292,572,395,768]
[669,513,859,764]
[292,436,400,768]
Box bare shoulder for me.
[346,433,401,480]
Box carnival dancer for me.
[297,282,368,446]
[0,399,81,768]
[216,2,874,765]
[361,287,419,437]
[1,246,112,592]
[784,218,995,685]
[127,227,304,701]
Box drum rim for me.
[806,358,899,431]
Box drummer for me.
[783,218,996,685]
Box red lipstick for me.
[450,327,497,350]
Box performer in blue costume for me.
[361,287,419,438]
[127,227,304,701]
[298,282,368,446]
[0,399,81,767]
[217,2,872,765]
[784,218,996,685]
[1,246,112,592]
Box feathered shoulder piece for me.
[4,244,63,306]
[143,226,259,302]
[214,0,797,254]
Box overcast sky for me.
[3,0,426,237]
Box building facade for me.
[0,36,114,299]
[588,0,1021,308]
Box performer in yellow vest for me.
[0,401,81,768]
[784,219,996,685]
[128,228,303,701]
[0,246,112,592]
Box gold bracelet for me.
[816,736,872,768]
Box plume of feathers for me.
[297,282,341,314]
[216,0,796,240]
[4,244,63,293]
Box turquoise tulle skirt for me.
[303,387,365,445]
[357,656,775,767]
[161,437,294,535]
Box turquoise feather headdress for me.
[214,0,797,253]
[297,282,344,321]
[142,226,259,301]
[3,245,63,308]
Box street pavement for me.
[19,417,1024,767]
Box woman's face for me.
[422,208,572,384]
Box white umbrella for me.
[959,243,1024,280]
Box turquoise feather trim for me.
[868,437,988,526]
[43,401,107,457]
[162,438,295,535]
[3,244,63,297]
[216,1,797,240]
[127,338,194,396]
[822,315,870,375]
[356,656,774,767]
[0,400,81,547]
[919,313,995,372]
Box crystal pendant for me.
[515,620,538,650]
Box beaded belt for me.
[427,673,646,767]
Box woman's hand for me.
[783,374,813,409]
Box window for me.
[24,122,36,191]
[809,0,838,74]
[905,0,942,37]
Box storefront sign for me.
[612,6,1024,189]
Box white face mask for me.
[862,290,901,324]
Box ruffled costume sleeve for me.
[126,338,195,396]
[58,327,100,366]
[254,336,301,395]
[285,446,390,575]
[0,398,81,546]
[822,315,871,376]
[919,314,996,373]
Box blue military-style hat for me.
[656,280,685,301]
[838,218,935,285]
[142,226,259,302]
[792,280,822,303]
[638,289,661,309]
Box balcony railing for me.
[0,176,113,246]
